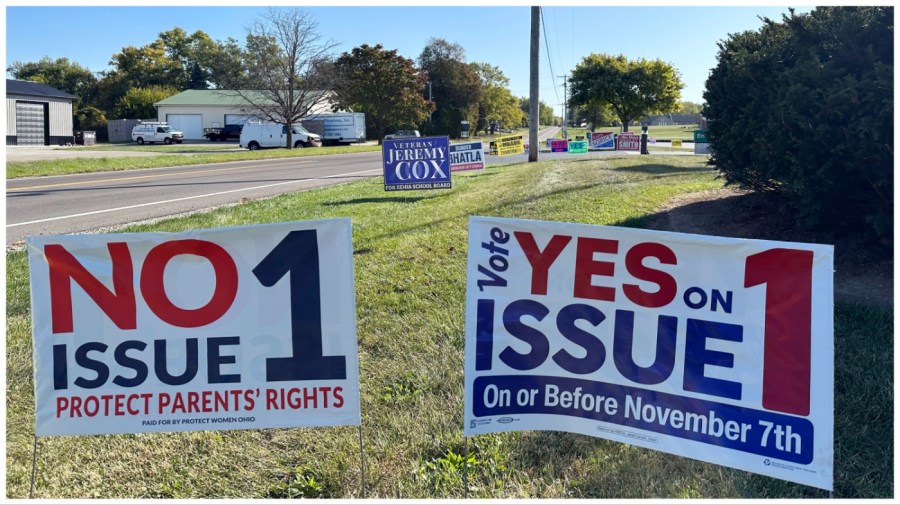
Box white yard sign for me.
[28,220,360,436]
[450,141,486,172]
[464,216,834,490]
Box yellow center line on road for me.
[7,160,316,193]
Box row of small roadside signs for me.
[381,130,712,193]
[490,132,633,154]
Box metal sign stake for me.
[358,425,367,498]
[29,435,39,498]
[463,436,469,499]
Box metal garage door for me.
[16,102,47,145]
[166,114,203,140]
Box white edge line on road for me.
[8,167,383,228]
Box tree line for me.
[8,7,705,145]
[6,8,561,143]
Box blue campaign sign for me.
[382,136,451,191]
[590,132,615,149]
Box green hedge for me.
[703,7,893,240]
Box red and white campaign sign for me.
[617,133,640,151]
[464,216,834,490]
[27,219,360,436]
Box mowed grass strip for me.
[5,155,892,499]
[6,144,381,179]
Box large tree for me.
[518,98,554,127]
[158,28,248,89]
[114,85,179,120]
[108,40,185,90]
[418,38,482,137]
[158,28,210,89]
[575,101,616,129]
[678,100,703,115]
[7,56,97,98]
[237,8,338,148]
[107,29,247,92]
[471,63,523,134]
[98,40,182,114]
[568,54,683,132]
[203,37,250,89]
[331,44,434,142]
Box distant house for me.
[6,79,75,146]
[154,90,337,140]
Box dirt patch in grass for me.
[644,187,893,309]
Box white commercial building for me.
[154,90,337,140]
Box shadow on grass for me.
[326,195,438,206]
[615,164,715,176]
[457,171,500,178]
[620,190,893,270]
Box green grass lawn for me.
[5,155,891,499]
[7,144,382,179]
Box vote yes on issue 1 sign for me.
[464,216,834,490]
[27,219,360,436]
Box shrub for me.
[703,7,893,241]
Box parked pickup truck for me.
[203,124,243,141]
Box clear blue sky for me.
[5,5,811,117]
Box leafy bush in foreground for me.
[703,7,893,241]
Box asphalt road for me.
[6,151,385,246]
[6,126,639,247]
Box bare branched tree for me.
[238,8,338,148]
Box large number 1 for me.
[744,248,813,416]
[253,230,347,381]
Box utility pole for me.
[529,6,539,162]
[558,74,568,140]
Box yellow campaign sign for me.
[672,139,682,147]
[496,134,524,156]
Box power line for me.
[551,8,565,83]
[571,7,575,72]
[539,7,561,108]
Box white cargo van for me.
[131,122,184,144]
[239,123,322,150]
[303,112,366,145]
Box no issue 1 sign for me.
[463,215,834,490]
[27,219,361,436]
